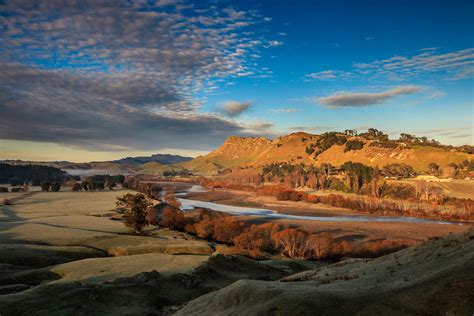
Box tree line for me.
[0,163,68,186]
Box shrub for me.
[72,183,82,191]
[369,140,398,148]
[50,182,61,192]
[382,163,416,178]
[351,240,409,258]
[116,193,153,235]
[328,178,346,191]
[233,223,280,253]
[0,187,8,192]
[41,182,51,192]
[380,183,416,199]
[160,206,193,231]
[273,228,312,258]
[276,190,292,201]
[344,140,364,152]
[212,217,247,244]
[163,190,182,209]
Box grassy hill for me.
[137,161,184,175]
[176,229,474,315]
[180,132,472,175]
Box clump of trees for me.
[368,140,399,149]
[382,163,417,178]
[341,161,374,193]
[40,182,61,192]
[344,140,364,152]
[306,132,347,158]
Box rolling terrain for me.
[180,132,472,175]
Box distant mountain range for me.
[0,153,192,176]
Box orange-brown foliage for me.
[233,223,280,253]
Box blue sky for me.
[0,0,473,161]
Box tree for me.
[41,182,51,192]
[72,183,81,191]
[273,228,311,258]
[50,182,61,192]
[163,189,182,209]
[344,140,364,152]
[82,182,89,191]
[428,162,440,175]
[116,193,153,235]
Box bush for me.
[382,163,416,178]
[380,183,416,199]
[0,187,8,192]
[328,178,346,191]
[233,223,280,253]
[273,228,312,258]
[41,182,51,192]
[50,182,61,192]
[351,240,409,258]
[72,183,82,191]
[344,140,364,152]
[369,140,398,148]
[160,206,193,231]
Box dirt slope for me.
[176,230,474,315]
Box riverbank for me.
[182,187,469,242]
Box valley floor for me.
[0,188,471,315]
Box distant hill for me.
[0,153,192,176]
[112,154,192,166]
[179,131,472,175]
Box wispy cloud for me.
[304,48,474,82]
[354,48,474,80]
[272,108,297,113]
[266,40,283,47]
[318,85,421,107]
[288,126,333,132]
[305,70,353,81]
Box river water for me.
[174,184,454,225]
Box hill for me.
[0,153,192,176]
[112,153,192,166]
[176,229,474,315]
[136,161,184,175]
[179,131,472,175]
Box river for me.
[173,184,455,225]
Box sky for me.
[0,0,473,162]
